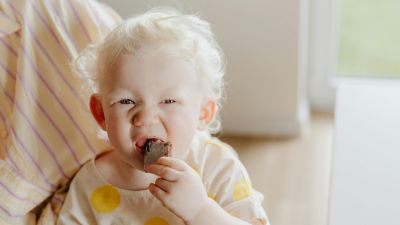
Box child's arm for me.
[146,157,265,225]
[188,198,266,225]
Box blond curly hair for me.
[74,8,226,133]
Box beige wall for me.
[99,0,310,137]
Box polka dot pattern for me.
[208,192,217,202]
[206,141,224,149]
[233,180,252,201]
[91,185,121,213]
[191,165,201,177]
[144,217,170,225]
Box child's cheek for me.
[106,117,131,145]
[168,113,198,158]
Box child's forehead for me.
[122,44,191,65]
[99,46,204,94]
[117,47,196,79]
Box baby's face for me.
[99,46,205,170]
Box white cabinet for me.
[329,81,400,225]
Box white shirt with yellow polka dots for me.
[57,131,269,225]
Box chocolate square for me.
[143,139,171,166]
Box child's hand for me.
[145,157,210,223]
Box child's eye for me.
[162,99,176,104]
[118,99,135,105]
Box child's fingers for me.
[154,178,172,193]
[155,157,188,171]
[145,164,181,181]
[148,183,167,201]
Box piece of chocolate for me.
[143,139,171,167]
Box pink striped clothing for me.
[0,0,120,224]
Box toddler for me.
[57,8,269,225]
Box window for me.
[337,0,400,78]
[308,0,400,111]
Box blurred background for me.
[98,1,400,225]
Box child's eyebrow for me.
[105,91,134,103]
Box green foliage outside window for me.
[338,0,400,78]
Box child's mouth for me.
[135,138,160,155]
[142,139,172,166]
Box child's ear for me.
[89,94,107,131]
[198,97,217,130]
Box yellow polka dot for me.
[208,192,217,202]
[144,217,170,225]
[91,185,121,213]
[232,180,252,201]
[206,141,224,149]
[191,165,201,177]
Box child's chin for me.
[124,154,145,172]
[132,159,145,171]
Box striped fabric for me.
[0,0,121,224]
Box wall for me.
[99,0,309,137]
[307,0,336,112]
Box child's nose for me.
[132,107,159,127]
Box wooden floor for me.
[221,112,334,225]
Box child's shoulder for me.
[68,156,104,191]
[192,131,238,159]
[189,133,254,201]
[188,131,242,174]
[73,157,96,179]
